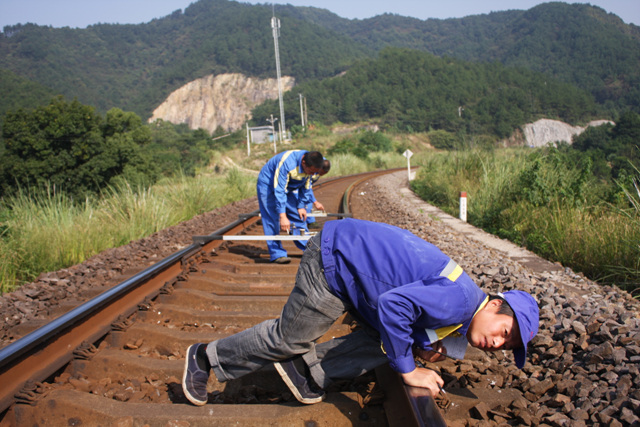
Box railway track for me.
[0,169,446,426]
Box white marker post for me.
[246,123,251,157]
[403,149,414,181]
[459,191,467,222]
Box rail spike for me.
[137,297,154,311]
[73,341,98,360]
[14,380,48,405]
[111,314,135,332]
[159,281,175,295]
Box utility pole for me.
[271,11,286,142]
[267,115,278,153]
[304,96,307,128]
[246,123,250,156]
[299,94,305,130]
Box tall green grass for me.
[0,169,257,293]
[411,148,640,293]
[411,149,529,215]
[325,152,406,177]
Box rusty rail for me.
[0,213,257,413]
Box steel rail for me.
[0,211,259,413]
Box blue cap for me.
[499,290,539,369]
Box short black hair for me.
[489,294,515,317]
[303,151,324,169]
[321,159,331,173]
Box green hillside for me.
[0,68,55,115]
[297,2,640,113]
[0,0,638,122]
[0,0,371,118]
[253,48,599,139]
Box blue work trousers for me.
[257,185,288,261]
[286,191,310,251]
[206,233,388,388]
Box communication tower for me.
[271,12,286,142]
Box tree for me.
[571,112,640,182]
[0,97,157,198]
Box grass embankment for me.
[0,170,255,294]
[411,148,640,294]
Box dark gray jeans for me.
[206,232,388,388]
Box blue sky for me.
[0,0,638,30]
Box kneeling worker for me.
[183,218,539,405]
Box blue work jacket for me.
[320,218,487,373]
[305,173,321,204]
[257,150,315,214]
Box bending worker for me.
[286,158,331,249]
[183,218,539,405]
[256,150,324,264]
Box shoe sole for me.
[182,344,207,406]
[274,362,325,405]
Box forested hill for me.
[291,2,640,111]
[252,48,599,139]
[0,0,371,118]
[0,0,638,120]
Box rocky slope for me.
[505,119,614,148]
[148,73,295,133]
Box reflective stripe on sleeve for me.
[439,259,463,282]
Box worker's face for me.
[466,299,521,352]
[302,160,321,175]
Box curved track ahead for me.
[0,169,444,427]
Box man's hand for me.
[297,208,308,222]
[312,201,325,212]
[279,213,290,233]
[400,367,444,397]
[414,341,447,363]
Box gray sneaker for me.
[273,257,292,264]
[182,343,209,406]
[274,359,325,404]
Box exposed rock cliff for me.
[148,73,295,133]
[506,118,614,147]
